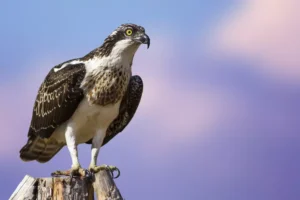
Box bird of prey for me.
[19,23,150,176]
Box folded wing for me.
[20,62,86,162]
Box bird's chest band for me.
[83,68,130,106]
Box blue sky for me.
[1,0,300,199]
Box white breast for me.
[52,98,121,144]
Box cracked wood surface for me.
[9,170,123,200]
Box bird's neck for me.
[83,38,140,63]
[110,42,140,65]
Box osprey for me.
[20,23,150,176]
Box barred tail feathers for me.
[20,135,63,163]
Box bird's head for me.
[83,23,150,60]
[95,24,150,58]
[110,23,150,49]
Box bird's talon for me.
[88,164,120,179]
[112,167,121,179]
[51,167,86,178]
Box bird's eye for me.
[125,29,133,36]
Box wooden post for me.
[93,170,123,200]
[9,170,123,200]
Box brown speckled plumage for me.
[29,63,86,138]
[20,23,147,163]
[20,63,86,162]
[86,75,143,146]
[82,66,131,106]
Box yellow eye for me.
[125,29,133,36]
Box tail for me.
[20,135,64,163]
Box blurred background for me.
[1,0,300,199]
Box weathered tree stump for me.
[93,170,123,200]
[9,170,123,200]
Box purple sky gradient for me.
[1,0,300,199]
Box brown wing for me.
[28,62,86,138]
[20,62,86,162]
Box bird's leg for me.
[88,129,105,172]
[88,129,120,178]
[52,126,85,177]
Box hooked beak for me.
[135,33,150,48]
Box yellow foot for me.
[89,164,120,179]
[51,166,86,177]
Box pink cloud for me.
[133,36,247,143]
[139,78,243,138]
[213,0,300,82]
[0,60,56,156]
[0,84,32,154]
